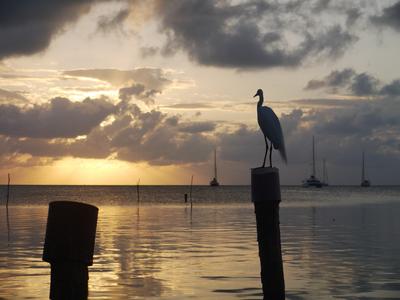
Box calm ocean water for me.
[1,185,400,299]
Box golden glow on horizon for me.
[0,157,208,185]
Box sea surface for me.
[0,185,400,299]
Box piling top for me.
[251,167,279,175]
[251,167,281,202]
[43,201,98,265]
[49,201,98,212]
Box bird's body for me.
[254,89,287,167]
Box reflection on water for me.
[0,187,400,299]
[2,185,400,206]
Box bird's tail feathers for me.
[279,142,287,164]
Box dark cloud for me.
[312,0,332,13]
[97,8,130,34]
[218,125,263,163]
[1,130,111,160]
[371,1,400,32]
[350,73,380,96]
[0,97,115,138]
[108,104,215,165]
[154,0,357,69]
[305,68,400,96]
[119,83,159,105]
[0,0,99,59]
[346,8,362,27]
[305,68,356,91]
[380,80,400,96]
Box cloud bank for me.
[0,97,115,138]
[2,0,399,71]
[153,0,357,69]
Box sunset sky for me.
[1,0,400,185]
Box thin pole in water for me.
[190,175,194,210]
[6,173,10,244]
[136,178,140,203]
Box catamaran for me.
[302,136,323,188]
[209,148,220,186]
[361,151,371,187]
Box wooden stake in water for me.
[136,178,140,203]
[6,173,10,243]
[251,167,285,300]
[190,175,194,210]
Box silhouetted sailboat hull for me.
[210,178,219,186]
[302,176,323,188]
[361,180,371,187]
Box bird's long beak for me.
[253,93,258,98]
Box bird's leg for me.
[262,137,268,168]
[269,141,273,168]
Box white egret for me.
[254,89,287,168]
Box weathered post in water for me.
[6,173,10,243]
[43,201,98,300]
[251,167,285,300]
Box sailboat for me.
[302,136,323,188]
[321,158,329,186]
[361,151,371,187]
[209,148,220,186]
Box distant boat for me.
[302,136,323,188]
[361,151,371,187]
[321,158,329,187]
[209,148,220,187]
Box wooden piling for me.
[6,173,10,209]
[251,167,285,300]
[136,178,140,203]
[43,201,98,300]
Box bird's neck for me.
[257,95,264,108]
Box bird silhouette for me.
[254,89,287,168]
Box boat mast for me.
[312,136,316,177]
[361,151,365,182]
[214,148,217,180]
